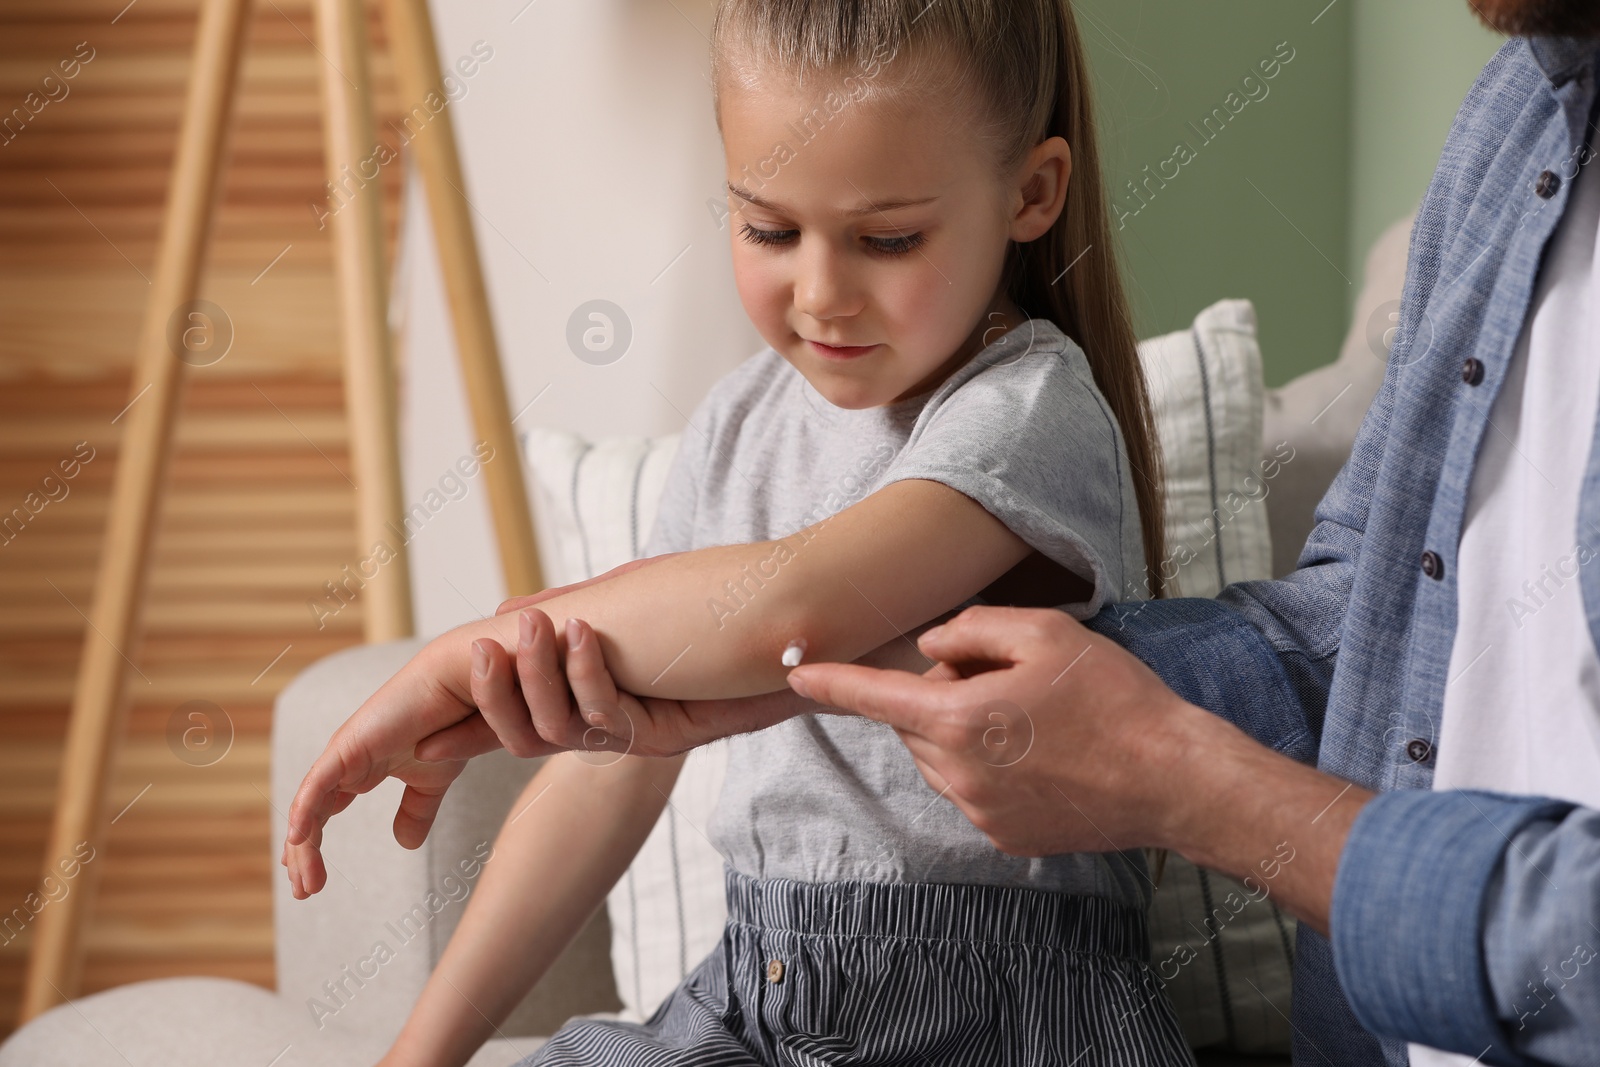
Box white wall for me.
[396,0,763,635]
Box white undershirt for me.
[1411,158,1600,1067]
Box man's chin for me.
[1472,0,1600,37]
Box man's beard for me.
[1472,0,1600,37]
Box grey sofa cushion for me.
[0,976,389,1066]
[1262,213,1413,578]
[0,975,546,1066]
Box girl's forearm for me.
[434,482,1032,703]
[383,752,684,1067]
[436,539,812,704]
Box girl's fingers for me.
[415,710,564,762]
[285,781,336,850]
[286,724,384,847]
[470,637,548,759]
[285,753,342,846]
[517,610,581,745]
[303,850,325,897]
[392,772,460,850]
[415,714,504,762]
[286,836,327,898]
[283,784,351,898]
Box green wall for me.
[1077,0,1501,386]
[1348,0,1502,275]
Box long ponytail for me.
[1002,1,1166,598]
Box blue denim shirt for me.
[1087,36,1600,1067]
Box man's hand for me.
[413,607,814,763]
[788,604,1203,856]
[786,604,1372,933]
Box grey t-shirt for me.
[644,318,1151,904]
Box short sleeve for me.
[880,342,1141,617]
[640,392,719,558]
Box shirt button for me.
[766,959,785,983]
[1461,358,1485,386]
[1536,170,1562,199]
[1406,738,1433,764]
[1421,550,1445,580]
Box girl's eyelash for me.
[738,223,797,247]
[866,232,926,256]
[737,222,926,257]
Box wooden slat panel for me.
[0,414,349,452]
[0,269,347,373]
[0,602,366,638]
[0,0,406,1037]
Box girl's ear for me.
[1009,136,1072,243]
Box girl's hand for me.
[280,557,680,898]
[280,633,565,899]
[281,743,470,899]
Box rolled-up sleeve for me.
[1086,595,1326,766]
[1331,789,1600,1066]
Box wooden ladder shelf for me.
[19,0,544,1021]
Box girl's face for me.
[719,64,1070,410]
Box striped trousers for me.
[520,867,1195,1067]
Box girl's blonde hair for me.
[711,0,1168,599]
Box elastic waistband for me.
[723,867,1148,960]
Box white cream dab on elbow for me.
[781,639,807,667]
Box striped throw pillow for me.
[1140,299,1295,1055]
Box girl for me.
[286,0,1189,1062]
